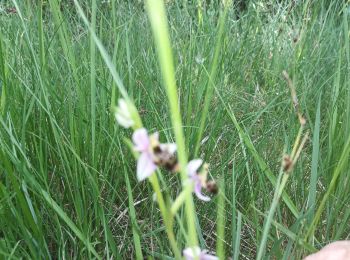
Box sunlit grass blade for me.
[145,0,198,247]
[216,177,226,259]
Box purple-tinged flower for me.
[115,99,134,128]
[132,128,177,181]
[183,246,218,260]
[133,128,158,181]
[187,159,210,202]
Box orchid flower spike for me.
[115,99,134,128]
[187,159,210,202]
[183,246,218,260]
[133,128,177,181]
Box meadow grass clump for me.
[0,0,350,259]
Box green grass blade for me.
[90,0,97,166]
[73,0,129,100]
[194,2,230,157]
[0,32,6,115]
[306,133,350,239]
[124,171,144,260]
[307,94,321,225]
[213,85,300,218]
[232,212,242,260]
[40,190,101,259]
[216,178,226,259]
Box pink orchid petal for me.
[183,247,201,260]
[187,159,203,177]
[194,181,210,202]
[201,253,219,260]
[137,152,157,181]
[183,247,218,260]
[133,128,150,152]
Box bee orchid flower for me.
[183,246,218,260]
[133,128,177,181]
[187,159,211,202]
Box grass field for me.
[0,0,350,259]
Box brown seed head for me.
[282,154,293,173]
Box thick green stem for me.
[149,174,182,259]
[171,184,193,216]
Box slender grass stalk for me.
[252,207,316,252]
[343,4,350,136]
[171,186,192,216]
[256,130,309,260]
[37,0,45,70]
[216,178,226,259]
[0,32,6,115]
[231,162,237,247]
[73,0,142,127]
[73,0,130,100]
[233,212,242,260]
[149,174,182,259]
[306,133,350,240]
[201,64,300,218]
[90,0,97,166]
[47,0,78,85]
[41,189,101,259]
[197,0,203,26]
[193,1,231,157]
[145,0,198,248]
[307,95,321,225]
[1,147,101,259]
[124,170,143,260]
[256,169,286,260]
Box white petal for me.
[118,99,130,116]
[115,99,134,128]
[133,128,150,152]
[137,152,157,181]
[187,159,203,177]
[115,113,134,128]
